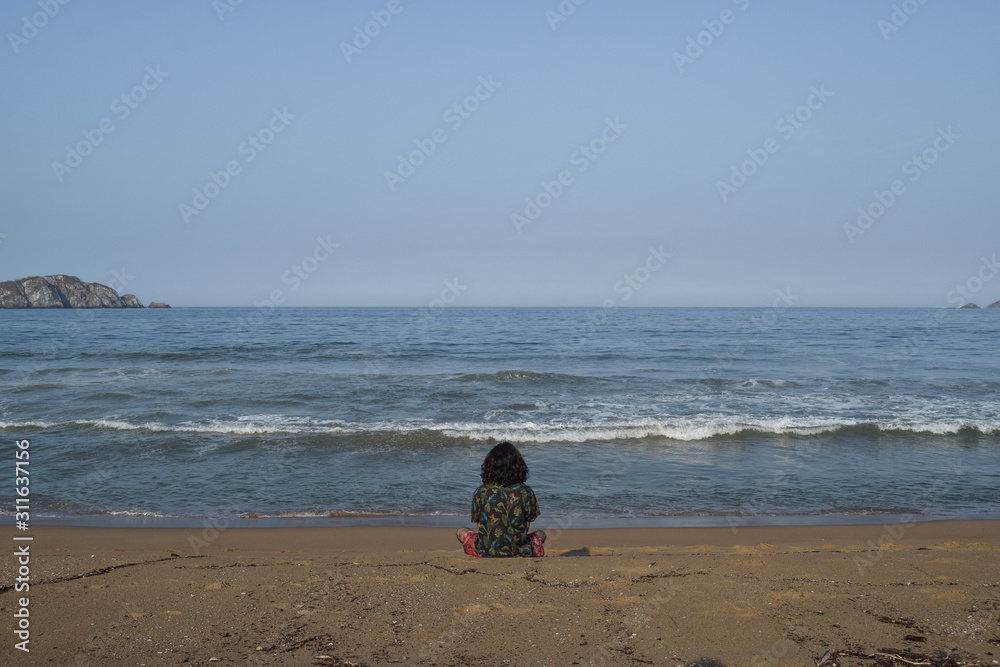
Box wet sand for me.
[3,521,999,665]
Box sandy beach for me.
[1,521,997,666]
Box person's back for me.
[471,481,538,557]
[457,442,546,557]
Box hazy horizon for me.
[2,1,998,308]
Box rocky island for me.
[0,275,155,308]
[988,300,1000,308]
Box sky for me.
[2,0,999,308]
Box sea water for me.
[1,307,997,526]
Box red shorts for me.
[463,531,544,558]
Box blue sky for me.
[2,0,998,307]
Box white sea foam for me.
[0,419,58,429]
[435,416,861,443]
[1,414,996,442]
[877,419,1000,435]
[65,414,354,435]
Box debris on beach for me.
[816,646,987,666]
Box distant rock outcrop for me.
[987,300,1000,309]
[121,294,144,308]
[960,302,980,309]
[0,275,145,309]
[148,301,171,308]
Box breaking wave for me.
[2,414,996,443]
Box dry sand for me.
[2,521,999,666]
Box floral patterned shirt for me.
[471,483,540,557]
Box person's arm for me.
[526,487,540,523]
[471,486,481,524]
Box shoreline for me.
[6,520,999,665]
[14,511,1000,530]
[16,518,1000,550]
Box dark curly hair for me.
[480,441,529,487]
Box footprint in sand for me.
[202,581,229,590]
[461,603,503,614]
[931,590,970,600]
[732,545,760,555]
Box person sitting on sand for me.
[456,441,546,557]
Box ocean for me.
[1,306,997,527]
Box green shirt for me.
[471,483,540,557]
